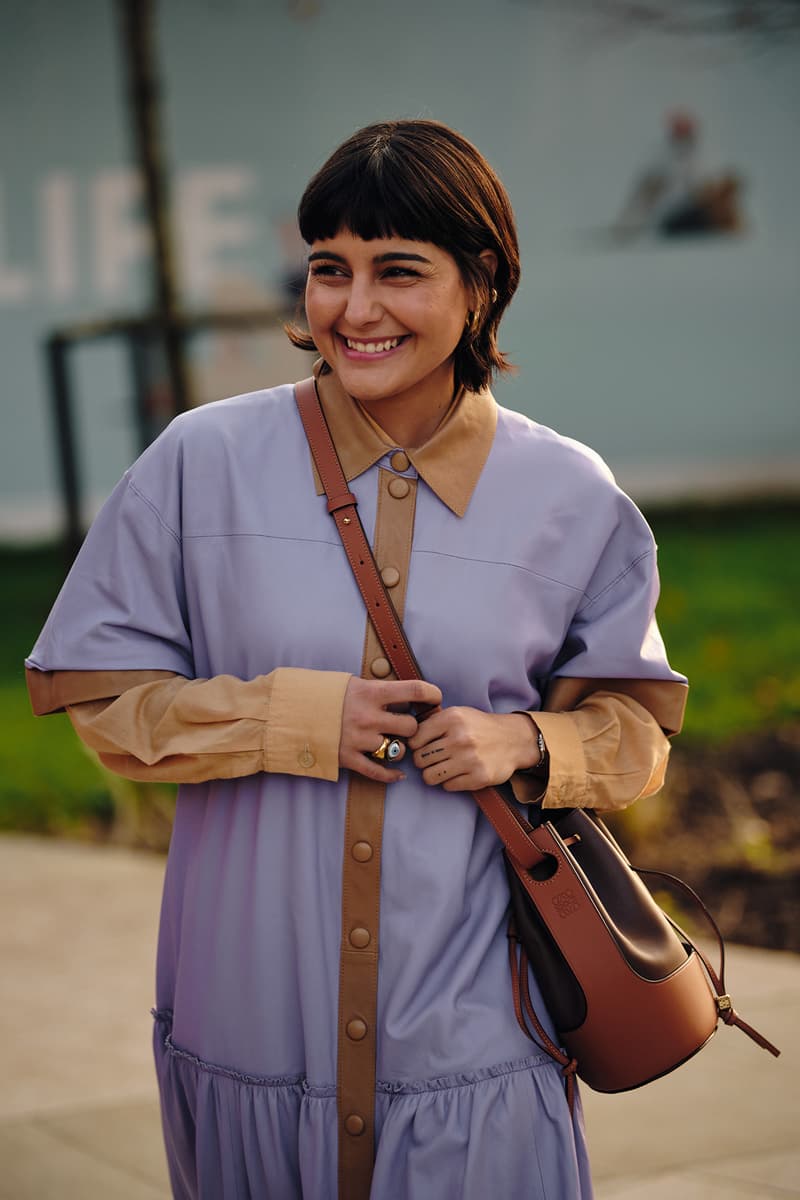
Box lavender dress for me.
[28,383,684,1198]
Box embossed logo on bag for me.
[552,889,581,917]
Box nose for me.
[344,276,383,327]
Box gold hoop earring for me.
[490,287,498,304]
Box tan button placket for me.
[337,468,417,1200]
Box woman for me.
[27,121,687,1199]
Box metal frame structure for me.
[46,305,285,560]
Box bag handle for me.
[294,376,780,1066]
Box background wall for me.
[1,0,798,538]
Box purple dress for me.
[28,383,684,1198]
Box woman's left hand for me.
[408,707,540,792]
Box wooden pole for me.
[117,0,191,414]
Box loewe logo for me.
[552,889,581,918]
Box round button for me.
[381,566,400,588]
[390,450,410,472]
[345,1114,365,1137]
[349,926,371,949]
[352,841,373,862]
[297,746,315,769]
[346,1018,368,1041]
[388,476,410,500]
[370,656,391,678]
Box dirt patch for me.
[604,723,800,953]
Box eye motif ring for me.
[372,735,403,762]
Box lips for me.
[338,333,410,356]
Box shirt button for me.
[349,926,371,949]
[345,1114,365,1137]
[370,656,391,678]
[346,1018,368,1041]
[352,841,373,862]
[297,746,315,768]
[381,566,400,588]
[390,450,410,472]
[387,476,410,500]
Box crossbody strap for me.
[295,376,546,871]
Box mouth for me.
[337,333,410,359]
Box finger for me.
[421,761,457,787]
[341,749,405,784]
[378,712,419,740]
[360,735,407,764]
[412,742,447,769]
[408,710,449,750]
[375,679,443,710]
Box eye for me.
[381,266,421,280]
[309,263,348,278]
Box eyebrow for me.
[307,250,432,265]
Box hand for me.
[408,707,539,792]
[340,677,443,784]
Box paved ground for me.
[2,833,797,1198]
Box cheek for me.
[424,300,468,355]
[304,290,335,341]
[419,287,467,334]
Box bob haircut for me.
[286,120,521,394]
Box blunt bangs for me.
[298,137,484,258]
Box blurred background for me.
[1,0,798,1194]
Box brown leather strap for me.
[635,865,780,1057]
[507,920,577,1113]
[295,376,549,872]
[295,378,423,683]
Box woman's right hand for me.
[340,677,442,783]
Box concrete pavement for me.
[2,833,797,1198]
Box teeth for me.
[345,336,401,354]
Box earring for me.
[491,287,498,304]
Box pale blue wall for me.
[1,0,798,536]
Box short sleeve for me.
[550,495,685,689]
[26,449,193,677]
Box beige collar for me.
[308,363,497,518]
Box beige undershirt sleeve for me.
[27,666,351,785]
[509,678,687,812]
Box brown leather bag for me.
[295,376,780,1108]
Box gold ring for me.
[372,736,392,760]
[372,736,403,762]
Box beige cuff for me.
[265,667,351,782]
[509,711,588,809]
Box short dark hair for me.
[286,120,520,393]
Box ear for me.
[479,248,498,279]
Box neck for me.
[351,365,458,449]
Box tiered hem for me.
[153,1010,593,1199]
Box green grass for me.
[1,504,798,831]
[649,504,800,740]
[0,545,114,834]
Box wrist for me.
[509,712,547,774]
[510,710,546,777]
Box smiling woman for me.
[26,119,687,1200]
